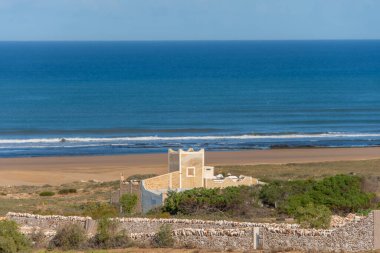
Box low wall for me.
[131,228,259,251]
[6,212,97,235]
[114,217,297,234]
[6,211,379,252]
[262,212,374,252]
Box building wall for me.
[205,177,257,189]
[140,181,164,213]
[180,150,204,189]
[168,149,180,172]
[171,171,180,189]
[143,173,171,191]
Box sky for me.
[0,0,379,41]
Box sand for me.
[0,147,380,186]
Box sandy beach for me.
[0,147,380,186]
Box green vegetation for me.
[261,174,374,215]
[163,186,260,217]
[294,203,332,229]
[58,188,77,195]
[161,174,377,228]
[0,220,31,253]
[91,218,132,249]
[153,224,174,248]
[120,193,138,215]
[50,223,87,250]
[39,191,55,197]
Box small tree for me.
[153,224,174,248]
[120,193,138,215]
[0,220,31,253]
[295,203,332,229]
[50,223,87,250]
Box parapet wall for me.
[6,211,379,252]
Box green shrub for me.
[0,220,31,253]
[153,224,174,248]
[259,179,314,208]
[91,218,131,249]
[306,174,374,213]
[58,188,77,195]
[81,202,118,219]
[294,203,332,229]
[39,191,55,197]
[261,175,375,216]
[120,193,138,215]
[50,223,87,250]
[163,185,259,216]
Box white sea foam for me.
[1,132,380,145]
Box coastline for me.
[1,146,380,186]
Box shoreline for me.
[1,147,380,186]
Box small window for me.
[187,167,195,177]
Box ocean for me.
[1,40,380,157]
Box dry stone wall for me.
[6,212,91,230]
[6,212,378,252]
[262,212,374,252]
[113,216,298,233]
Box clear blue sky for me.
[0,0,379,41]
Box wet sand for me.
[0,147,379,185]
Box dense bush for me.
[260,174,375,228]
[58,188,77,195]
[81,202,118,219]
[0,220,31,253]
[163,186,260,216]
[153,224,174,248]
[39,191,55,197]
[90,218,132,249]
[293,203,332,229]
[259,179,314,208]
[280,175,374,215]
[50,223,87,250]
[120,193,138,214]
[306,174,374,213]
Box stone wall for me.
[6,211,379,252]
[6,212,97,235]
[262,212,374,252]
[113,216,298,234]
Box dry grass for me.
[216,159,380,181]
[0,180,119,216]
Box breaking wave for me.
[1,132,380,145]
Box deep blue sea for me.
[1,41,380,157]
